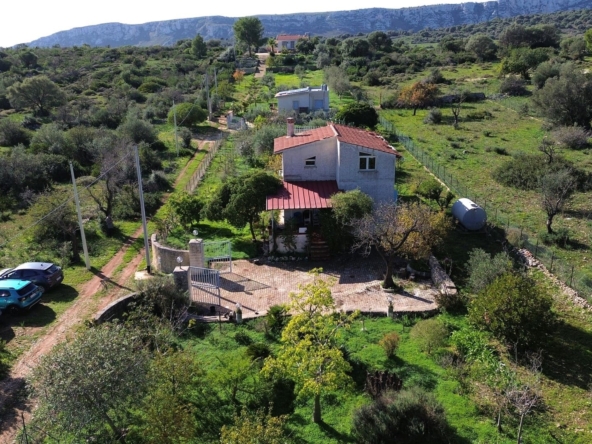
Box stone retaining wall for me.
[429,255,457,296]
[151,233,190,273]
[93,293,139,324]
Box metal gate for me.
[204,240,232,274]
[189,266,221,306]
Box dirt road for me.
[0,130,223,442]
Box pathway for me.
[0,129,225,443]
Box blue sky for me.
[1,0,478,47]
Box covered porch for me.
[266,180,339,255]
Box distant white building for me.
[275,85,330,113]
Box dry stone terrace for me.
[190,256,438,318]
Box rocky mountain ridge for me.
[26,0,591,48]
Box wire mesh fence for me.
[185,136,227,193]
[379,116,592,302]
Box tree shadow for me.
[318,421,355,443]
[0,303,57,338]
[41,284,79,305]
[542,321,592,390]
[0,376,31,435]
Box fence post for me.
[519,227,523,244]
[550,252,555,273]
[570,266,574,287]
[534,239,538,258]
[507,218,510,230]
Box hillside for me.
[25,0,592,48]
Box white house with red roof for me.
[266,119,400,254]
[275,34,306,52]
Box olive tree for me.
[31,324,150,442]
[352,202,448,288]
[539,169,579,234]
[7,75,66,116]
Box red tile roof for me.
[276,34,305,41]
[266,181,339,210]
[274,125,336,153]
[333,124,401,156]
[273,123,401,157]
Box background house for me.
[275,85,330,113]
[275,34,306,52]
[266,119,401,253]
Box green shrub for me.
[335,102,378,129]
[379,332,401,358]
[499,76,529,96]
[539,227,570,247]
[234,331,252,346]
[493,147,508,155]
[245,342,271,361]
[423,107,442,124]
[466,249,513,294]
[138,81,162,93]
[552,126,590,150]
[0,119,30,147]
[167,103,207,128]
[410,318,448,354]
[352,387,447,444]
[468,273,556,349]
[265,305,288,336]
[467,110,492,120]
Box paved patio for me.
[189,256,438,318]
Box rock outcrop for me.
[26,0,591,48]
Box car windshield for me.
[45,265,60,275]
[16,283,37,297]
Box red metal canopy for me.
[266,181,340,210]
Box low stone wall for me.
[429,255,457,296]
[93,293,139,324]
[151,233,190,273]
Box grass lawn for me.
[381,98,592,295]
[180,311,591,443]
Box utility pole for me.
[205,71,212,121]
[173,99,179,157]
[134,145,151,274]
[69,162,90,270]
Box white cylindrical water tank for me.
[452,198,487,231]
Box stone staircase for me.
[309,233,330,261]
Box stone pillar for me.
[189,239,205,268]
[173,266,189,291]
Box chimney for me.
[287,117,295,137]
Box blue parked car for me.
[0,280,44,316]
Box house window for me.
[292,101,299,110]
[314,99,324,110]
[359,153,376,170]
[305,156,316,167]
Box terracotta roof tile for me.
[274,125,336,153]
[276,34,305,41]
[333,124,400,157]
[266,181,339,210]
[273,123,401,157]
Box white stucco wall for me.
[282,137,337,181]
[270,234,309,254]
[337,141,396,203]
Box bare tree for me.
[507,352,543,444]
[539,169,578,233]
[86,137,135,220]
[352,202,448,288]
[450,90,468,128]
[538,137,559,164]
